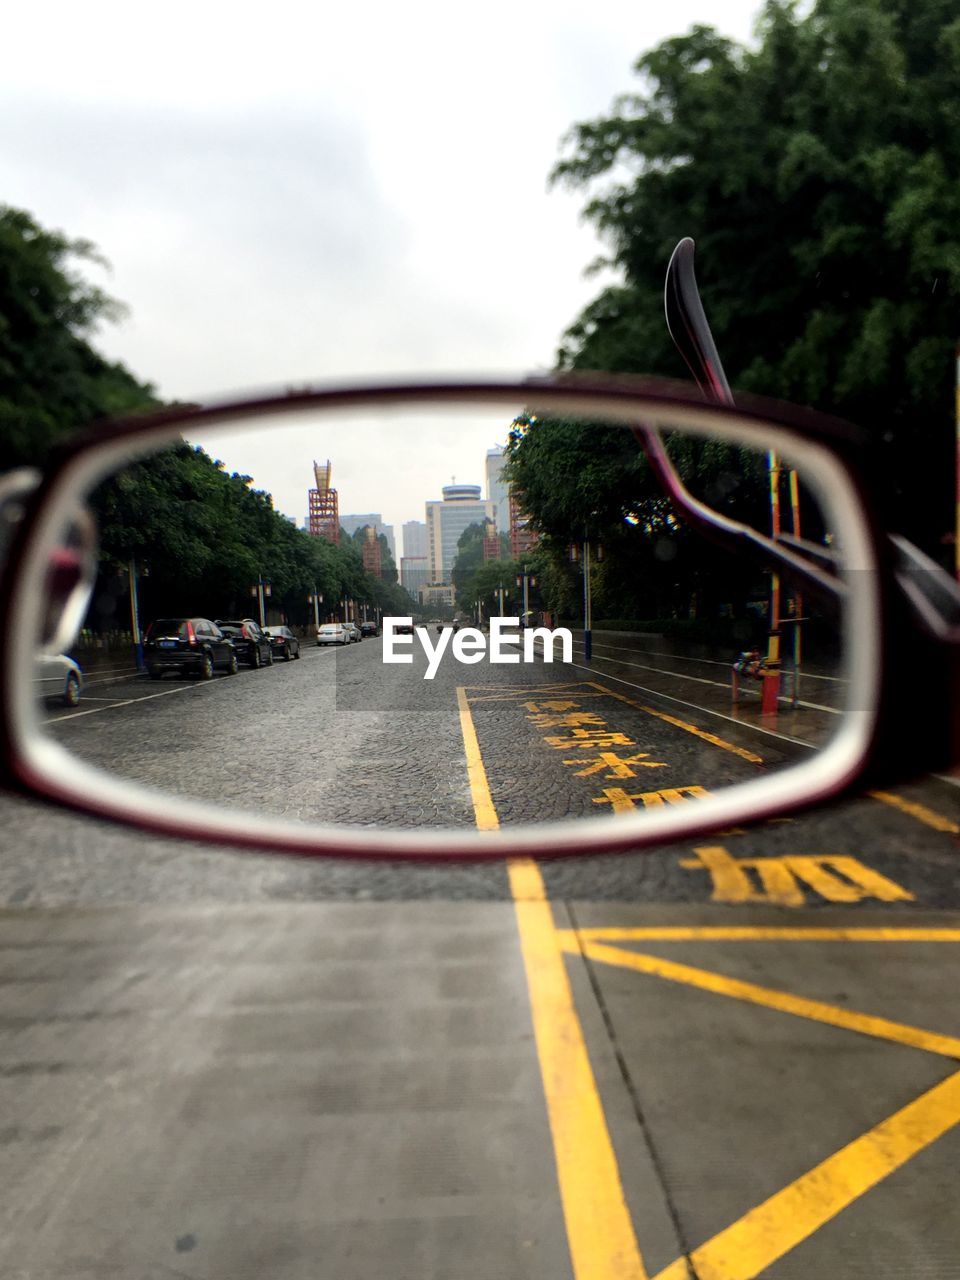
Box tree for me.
[0,205,157,464]
[552,0,960,554]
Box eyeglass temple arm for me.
[653,238,843,603]
[663,237,960,636]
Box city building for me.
[308,460,339,543]
[425,484,495,582]
[401,520,428,561]
[509,491,538,559]
[340,513,396,562]
[482,518,501,563]
[400,556,429,597]
[360,526,382,577]
[418,582,455,611]
[485,447,510,535]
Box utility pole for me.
[762,454,782,715]
[128,559,144,672]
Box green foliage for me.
[0,205,157,465]
[0,204,411,630]
[89,447,416,628]
[502,412,778,624]
[552,0,960,551]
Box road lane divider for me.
[508,862,650,1280]
[455,686,650,1280]
[455,686,499,832]
[869,789,960,835]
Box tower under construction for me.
[308,460,340,543]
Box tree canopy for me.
[552,0,960,553]
[0,205,413,630]
[0,206,158,466]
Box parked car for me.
[343,622,361,643]
[317,623,350,646]
[360,621,379,637]
[265,626,301,661]
[144,618,239,680]
[215,618,274,668]
[35,653,83,707]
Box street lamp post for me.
[570,538,593,660]
[127,558,145,672]
[307,588,323,633]
[516,566,537,630]
[582,540,592,661]
[250,576,271,628]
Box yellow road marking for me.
[575,940,960,1060]
[589,682,764,765]
[652,1069,960,1280]
[557,926,960,943]
[870,789,960,835]
[456,686,648,1280]
[680,846,914,906]
[509,864,649,1280]
[455,686,500,832]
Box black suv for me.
[215,619,274,668]
[144,618,238,680]
[360,621,379,637]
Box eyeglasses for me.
[4,370,950,860]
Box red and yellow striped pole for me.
[789,467,802,707]
[955,344,960,580]
[762,450,783,715]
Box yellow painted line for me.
[465,685,609,703]
[455,686,500,832]
[653,1068,960,1280]
[509,861,649,1280]
[577,941,960,1060]
[454,687,648,1279]
[870,789,960,835]
[557,926,960,944]
[589,682,764,766]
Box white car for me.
[343,622,361,643]
[35,653,83,707]
[316,623,350,646]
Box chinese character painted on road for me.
[522,700,583,713]
[681,846,915,906]
[592,785,709,812]
[564,751,668,779]
[545,729,637,750]
[528,711,607,729]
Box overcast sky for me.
[4,1,762,549]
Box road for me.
[2,632,960,1277]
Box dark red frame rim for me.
[0,373,886,860]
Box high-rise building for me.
[340,513,396,562]
[509,491,538,560]
[482,518,501,563]
[308,461,339,543]
[360,526,382,577]
[400,556,429,597]
[402,520,428,561]
[485,447,510,535]
[425,484,495,582]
